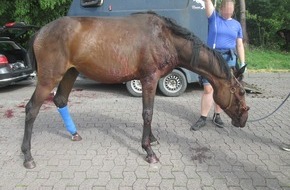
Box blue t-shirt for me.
[207,11,243,49]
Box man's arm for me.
[203,0,215,17]
[236,38,245,65]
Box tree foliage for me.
[0,0,71,26]
[0,0,289,49]
[246,0,290,48]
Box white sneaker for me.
[281,145,290,151]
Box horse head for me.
[214,66,249,128]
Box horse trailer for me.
[67,0,208,96]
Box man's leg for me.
[213,104,225,128]
[191,84,213,131]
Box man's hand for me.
[240,62,247,73]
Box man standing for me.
[191,0,246,131]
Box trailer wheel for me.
[158,69,187,97]
[126,80,142,97]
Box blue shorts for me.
[200,50,237,85]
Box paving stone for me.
[0,73,290,189]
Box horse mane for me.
[132,11,231,80]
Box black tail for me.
[26,33,38,72]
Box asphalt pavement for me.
[0,72,289,190]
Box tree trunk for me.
[239,0,248,45]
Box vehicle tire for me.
[158,69,187,97]
[126,80,142,97]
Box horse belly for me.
[77,61,137,84]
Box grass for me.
[246,47,290,72]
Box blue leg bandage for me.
[57,106,77,135]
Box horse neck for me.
[179,43,231,88]
[174,37,194,66]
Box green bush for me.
[246,46,290,71]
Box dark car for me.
[0,22,38,87]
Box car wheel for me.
[158,69,187,97]
[126,80,142,97]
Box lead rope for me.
[248,91,290,122]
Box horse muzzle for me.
[232,107,249,128]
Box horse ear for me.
[233,64,247,82]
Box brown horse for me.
[22,12,249,169]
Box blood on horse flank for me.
[21,12,249,169]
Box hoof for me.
[72,133,82,141]
[23,160,36,169]
[145,154,159,164]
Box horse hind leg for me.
[53,68,81,141]
[22,82,58,169]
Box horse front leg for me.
[141,77,159,163]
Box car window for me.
[0,42,20,51]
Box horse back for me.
[33,14,178,83]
